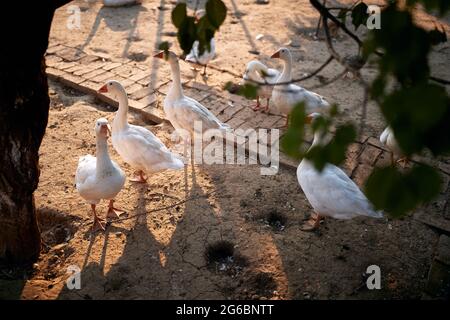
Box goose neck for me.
[168,58,184,99]
[95,136,113,175]
[113,88,129,131]
[279,56,293,84]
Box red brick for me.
[130,87,154,100]
[137,94,157,107]
[80,80,102,92]
[110,63,137,77]
[126,83,145,95]
[45,55,63,67]
[260,115,283,129]
[73,63,105,76]
[219,103,245,122]
[102,62,122,71]
[53,61,78,70]
[57,47,86,62]
[78,55,101,65]
[90,71,115,83]
[64,64,86,74]
[83,68,107,80]
[359,145,382,166]
[46,44,66,54]
[59,73,85,85]
[46,67,66,78]
[129,71,150,82]
[226,116,245,129]
[128,99,147,111]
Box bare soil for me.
[0,80,438,300]
[1,0,448,299]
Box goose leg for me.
[264,98,270,113]
[201,64,207,76]
[130,170,147,183]
[106,199,125,220]
[252,96,261,111]
[285,115,290,127]
[300,212,323,232]
[91,204,105,232]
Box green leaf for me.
[171,3,187,28]
[365,164,442,217]
[280,103,306,159]
[351,2,369,30]
[305,123,356,171]
[158,41,170,52]
[381,83,450,156]
[177,16,197,54]
[337,8,348,24]
[224,82,258,99]
[206,0,227,29]
[196,16,215,56]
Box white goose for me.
[297,113,383,231]
[185,10,215,75]
[154,50,230,138]
[270,47,330,125]
[242,60,280,112]
[380,126,408,166]
[98,81,184,183]
[75,118,126,232]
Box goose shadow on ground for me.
[78,3,147,59]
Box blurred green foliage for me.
[171,0,227,55]
[362,1,449,216]
[170,0,449,218]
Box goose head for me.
[270,47,291,62]
[244,60,267,79]
[95,118,111,139]
[153,50,178,63]
[98,80,126,100]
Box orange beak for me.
[305,115,313,124]
[153,51,164,59]
[100,124,111,137]
[98,84,108,93]
[270,51,280,59]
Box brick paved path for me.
[45,43,450,297]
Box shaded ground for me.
[0,81,439,299]
[0,0,449,300]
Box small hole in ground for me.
[205,241,248,275]
[266,210,286,232]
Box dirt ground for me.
[0,0,449,300]
[48,0,450,137]
[0,80,437,300]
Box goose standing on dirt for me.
[242,60,280,112]
[297,113,383,231]
[98,81,184,183]
[75,118,126,232]
[270,47,330,126]
[379,126,408,166]
[154,50,230,139]
[185,10,215,75]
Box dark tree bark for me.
[0,1,71,263]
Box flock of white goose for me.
[75,41,401,232]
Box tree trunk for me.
[0,1,70,264]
